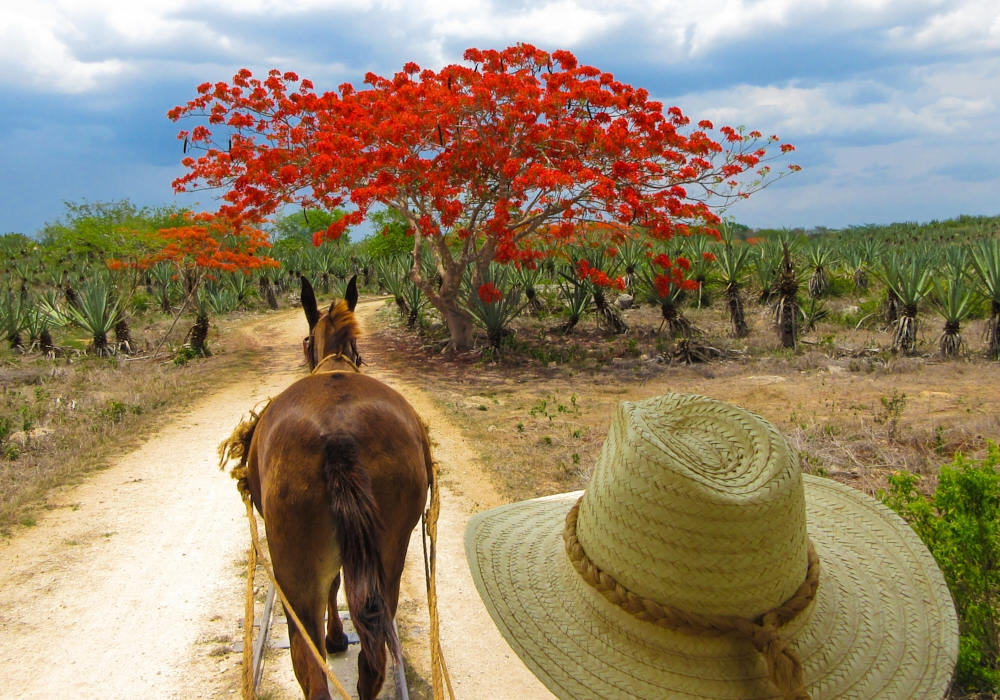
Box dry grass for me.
[0,309,269,535]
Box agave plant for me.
[716,241,753,338]
[576,246,628,334]
[188,289,213,356]
[556,267,592,333]
[930,273,976,358]
[149,262,176,313]
[375,257,410,318]
[638,267,693,338]
[682,235,715,307]
[401,279,427,329]
[799,297,829,333]
[257,268,279,310]
[773,243,799,349]
[877,253,931,354]
[514,264,545,315]
[0,291,27,349]
[805,240,837,298]
[968,238,1000,359]
[616,238,647,292]
[753,253,777,305]
[204,285,239,315]
[353,253,374,287]
[58,278,124,356]
[467,266,526,354]
[227,271,257,307]
[23,305,55,354]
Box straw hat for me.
[466,393,958,700]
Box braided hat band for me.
[564,497,820,700]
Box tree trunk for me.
[442,307,474,353]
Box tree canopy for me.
[170,43,798,350]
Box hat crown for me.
[576,393,809,619]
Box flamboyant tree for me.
[170,43,798,351]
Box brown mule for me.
[244,275,432,700]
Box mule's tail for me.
[322,436,394,688]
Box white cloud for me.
[4,0,998,94]
[0,5,124,93]
[674,57,999,140]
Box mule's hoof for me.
[326,632,349,654]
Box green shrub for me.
[878,442,1000,692]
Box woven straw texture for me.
[466,394,958,700]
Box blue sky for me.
[1,0,998,236]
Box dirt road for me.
[0,300,554,700]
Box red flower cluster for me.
[702,251,717,263]
[654,269,699,297]
[478,282,503,304]
[577,259,626,291]
[649,250,698,298]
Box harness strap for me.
[311,352,361,375]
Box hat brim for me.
[466,475,957,700]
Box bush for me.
[879,442,1000,693]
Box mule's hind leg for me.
[325,573,349,654]
[283,587,334,700]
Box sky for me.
[1,0,998,237]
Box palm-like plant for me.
[467,266,526,354]
[774,243,799,349]
[0,291,27,349]
[683,235,715,307]
[149,262,176,313]
[616,238,647,292]
[968,238,1000,359]
[23,304,55,354]
[257,268,279,310]
[753,238,784,304]
[58,278,124,356]
[188,289,213,356]
[716,241,753,338]
[556,267,592,333]
[227,271,257,307]
[877,253,931,354]
[576,246,628,334]
[856,238,882,292]
[514,264,544,315]
[806,240,837,298]
[638,267,693,337]
[401,279,427,329]
[204,285,239,315]
[930,273,976,358]
[375,257,409,318]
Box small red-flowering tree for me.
[111,211,276,354]
[169,44,798,352]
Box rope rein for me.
[424,460,457,700]
[563,497,821,700]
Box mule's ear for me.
[345,274,359,312]
[301,275,320,331]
